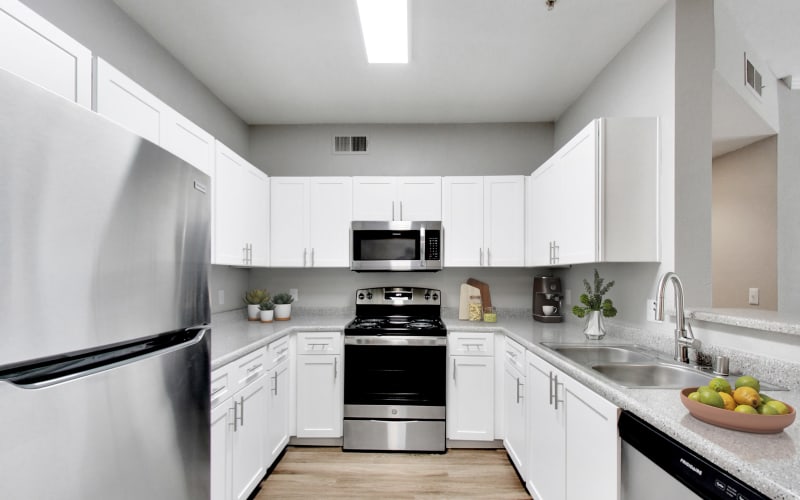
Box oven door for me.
[344,336,446,409]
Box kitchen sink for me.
[591,362,714,389]
[542,343,658,364]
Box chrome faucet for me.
[655,272,700,363]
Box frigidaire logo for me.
[680,458,703,476]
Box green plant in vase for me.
[243,288,270,320]
[572,269,616,339]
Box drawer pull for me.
[210,385,226,397]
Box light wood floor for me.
[254,447,531,499]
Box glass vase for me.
[584,310,606,340]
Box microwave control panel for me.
[425,231,440,260]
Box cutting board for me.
[466,278,492,309]
[458,284,481,320]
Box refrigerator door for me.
[0,69,210,367]
[0,328,210,500]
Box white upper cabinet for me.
[271,177,352,268]
[442,176,525,267]
[162,110,215,177]
[95,58,166,145]
[214,141,269,267]
[529,117,659,266]
[0,0,91,107]
[353,176,441,221]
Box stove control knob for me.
[358,293,365,300]
[366,292,373,300]
[432,293,439,301]
[424,292,431,300]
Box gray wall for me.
[21,0,250,157]
[777,84,800,311]
[210,266,250,314]
[249,123,554,176]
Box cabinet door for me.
[555,122,597,265]
[446,356,494,441]
[244,169,269,267]
[442,176,484,267]
[162,109,215,177]
[564,373,619,500]
[526,352,565,500]
[266,359,290,467]
[210,402,233,500]
[214,141,247,265]
[352,177,397,221]
[95,58,165,145]
[528,161,558,266]
[484,176,525,267]
[296,354,342,438]
[397,177,442,221]
[503,362,526,476]
[231,376,268,500]
[309,177,352,267]
[0,1,91,107]
[270,177,309,267]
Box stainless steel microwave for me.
[350,221,443,272]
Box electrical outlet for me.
[646,298,658,322]
[748,288,759,305]
[290,288,299,303]
[218,289,225,305]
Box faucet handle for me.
[679,323,701,350]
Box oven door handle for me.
[345,336,447,346]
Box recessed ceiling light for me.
[357,0,409,64]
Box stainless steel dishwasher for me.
[619,411,770,499]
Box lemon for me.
[733,386,761,407]
[734,405,758,414]
[719,392,736,411]
[735,375,761,393]
[765,400,790,415]
[758,403,780,415]
[708,377,732,395]
[698,390,725,409]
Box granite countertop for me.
[210,309,800,499]
[689,307,800,336]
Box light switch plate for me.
[748,288,759,305]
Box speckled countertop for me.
[210,308,800,499]
[689,307,800,336]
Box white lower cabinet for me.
[210,348,269,500]
[446,331,494,441]
[295,331,343,438]
[502,338,527,477]
[265,337,291,467]
[525,350,620,500]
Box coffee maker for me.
[533,275,563,323]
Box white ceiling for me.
[113,0,669,125]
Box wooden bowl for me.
[680,388,796,434]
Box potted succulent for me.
[271,292,295,321]
[571,269,617,339]
[243,288,269,321]
[258,301,275,323]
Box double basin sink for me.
[541,343,784,390]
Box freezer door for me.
[0,69,210,366]
[0,329,210,500]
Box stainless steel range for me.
[343,287,447,452]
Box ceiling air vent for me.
[333,135,368,155]
[744,53,763,97]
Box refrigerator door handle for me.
[0,328,208,389]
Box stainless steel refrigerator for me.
[0,69,212,499]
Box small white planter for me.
[274,304,292,321]
[246,304,260,321]
[259,309,274,323]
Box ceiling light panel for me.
[357,0,409,63]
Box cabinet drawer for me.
[504,337,525,372]
[268,336,291,368]
[210,366,232,408]
[233,347,268,392]
[449,331,494,356]
[296,331,342,355]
